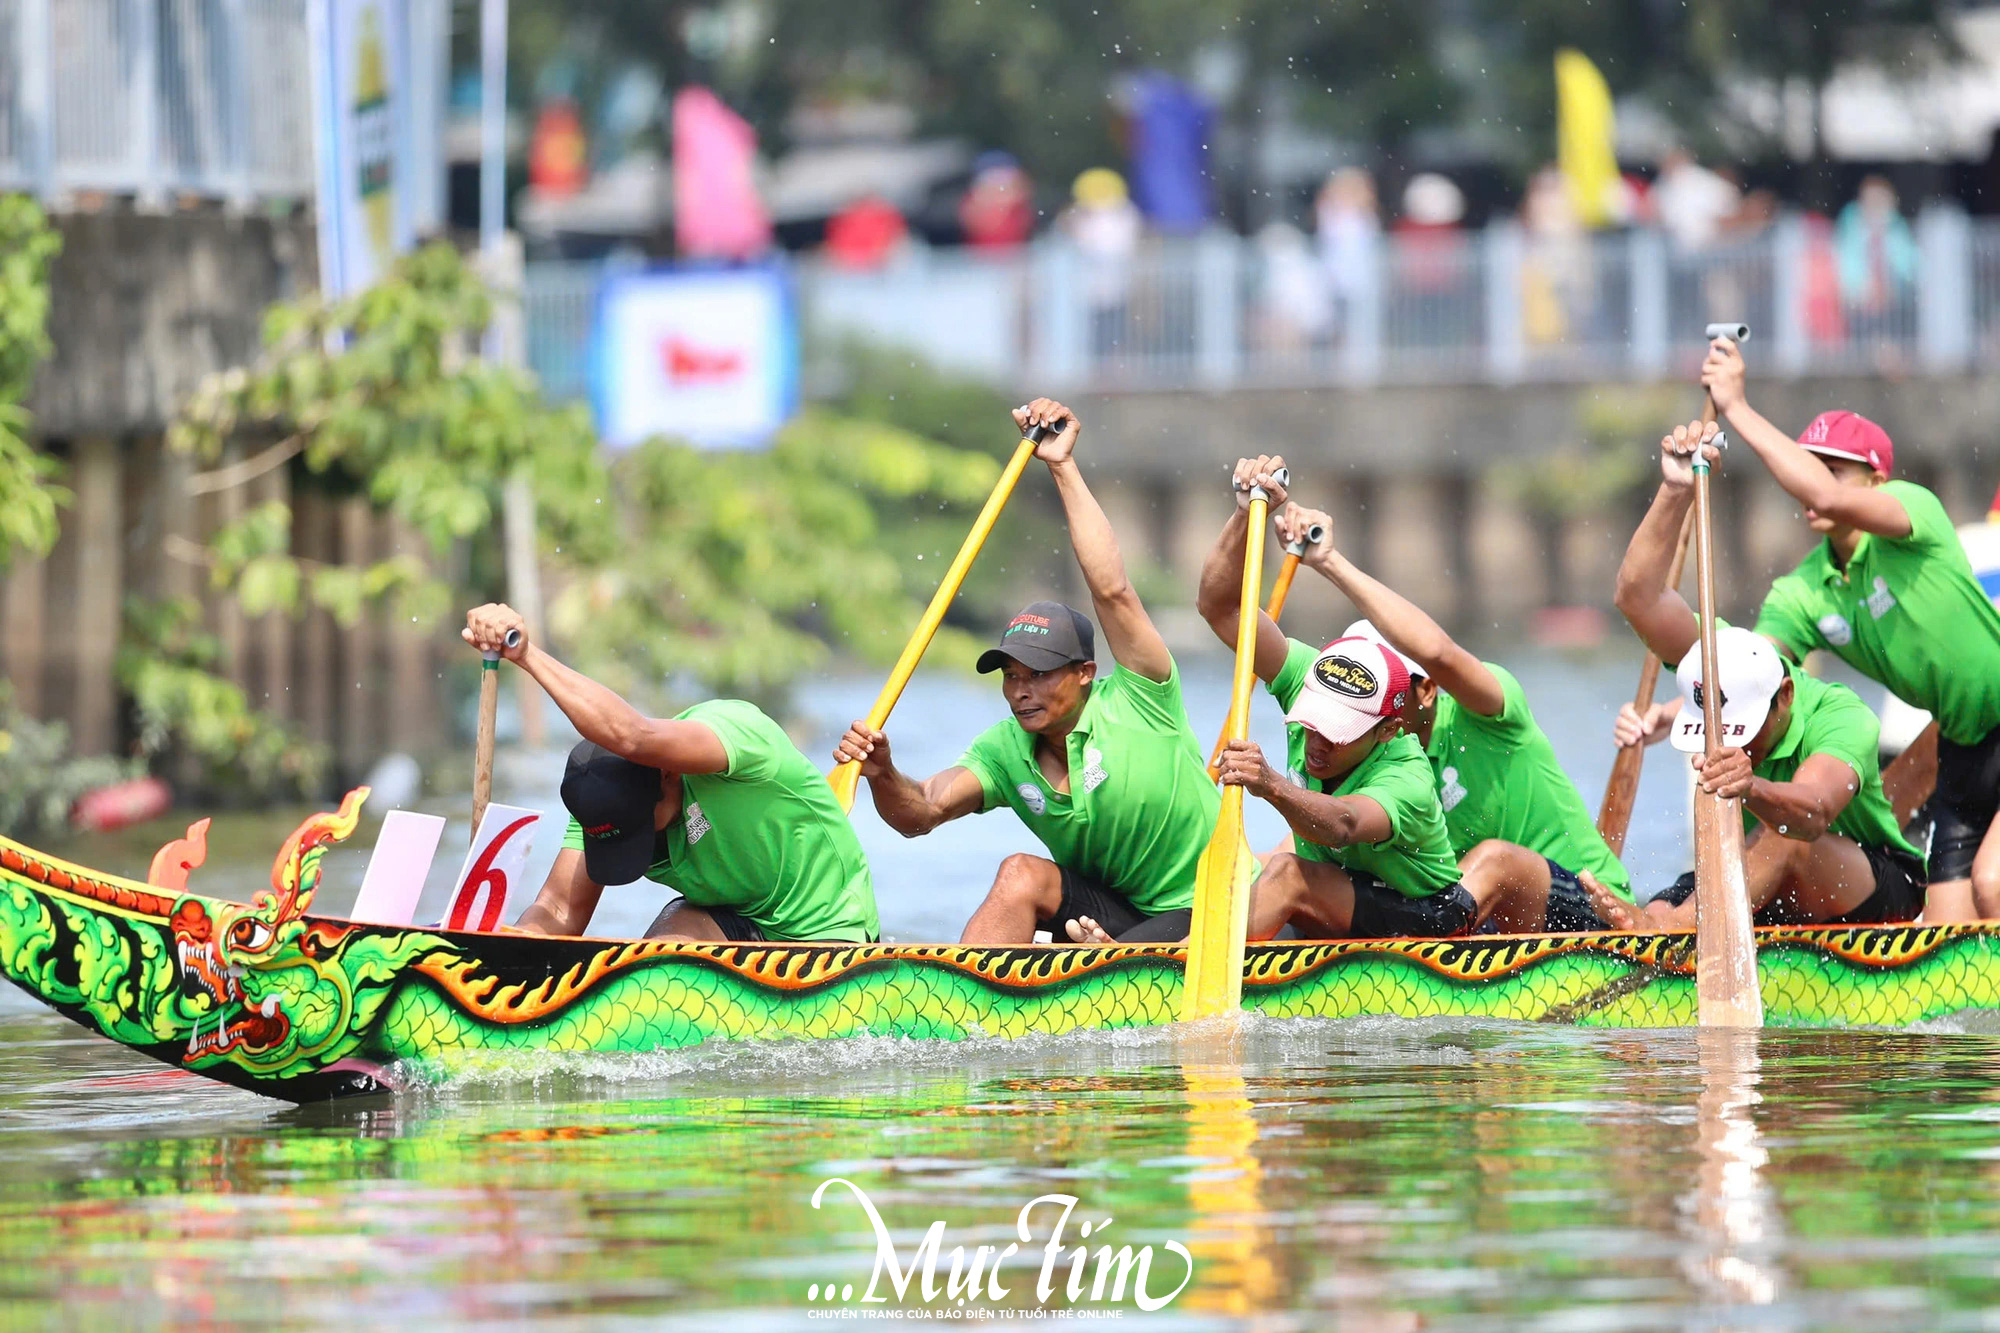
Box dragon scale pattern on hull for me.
[6,835,2000,1103]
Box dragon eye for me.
[228,918,273,952]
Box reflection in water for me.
[10,1014,2000,1328]
[1688,1028,1782,1314]
[1176,1022,1279,1317]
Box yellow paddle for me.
[1688,359,1763,1028]
[827,420,1051,812]
[1207,519,1323,781]
[1183,468,1284,1022]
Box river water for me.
[7,652,2000,1328]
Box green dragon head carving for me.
[172,789,376,1077]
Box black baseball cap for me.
[975,601,1096,674]
[559,741,661,885]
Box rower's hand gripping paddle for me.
[826,417,1056,812]
[1207,505,1324,780]
[1185,467,1287,1022]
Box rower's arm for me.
[1705,339,1911,537]
[1744,753,1856,842]
[868,764,986,837]
[514,848,604,936]
[1613,482,1701,665]
[1310,546,1503,716]
[1195,506,1291,683]
[1260,781,1392,850]
[516,644,728,774]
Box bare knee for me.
[1460,839,1533,885]
[1252,852,1307,912]
[989,853,1062,913]
[1973,864,2000,917]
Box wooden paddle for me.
[1596,508,1694,854]
[471,627,522,844]
[1883,720,1940,828]
[1689,394,1763,1028]
[826,420,1052,813]
[1183,468,1284,1022]
[1206,518,1324,780]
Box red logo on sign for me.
[448,814,536,932]
[663,337,744,384]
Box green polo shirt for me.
[1754,480,2000,745]
[561,700,879,942]
[1268,641,1462,897]
[957,663,1212,915]
[1428,664,1634,900]
[1748,668,1922,860]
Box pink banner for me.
[674,86,772,260]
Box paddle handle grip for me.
[1705,322,1751,344]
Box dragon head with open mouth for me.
[172,788,370,1073]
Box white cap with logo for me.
[1340,619,1428,680]
[1669,626,1786,754]
[1285,637,1413,745]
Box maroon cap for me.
[1798,410,1894,478]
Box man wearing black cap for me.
[462,604,878,943]
[833,398,1225,945]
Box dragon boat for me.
[7,790,2000,1104]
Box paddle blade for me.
[1182,789,1256,1022]
[826,760,861,813]
[1692,789,1763,1028]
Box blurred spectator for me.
[1124,72,1212,235]
[1064,168,1142,357]
[824,195,909,269]
[1394,173,1472,351]
[1315,168,1379,346]
[1835,175,1917,343]
[673,86,772,260]
[958,151,1034,250]
[1256,222,1332,348]
[1652,148,1738,253]
[529,97,588,197]
[1522,166,1585,345]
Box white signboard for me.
[593,266,798,449]
[350,810,447,926]
[445,804,540,933]
[309,0,415,298]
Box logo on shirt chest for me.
[1438,765,1469,812]
[1818,611,1853,646]
[1080,745,1109,794]
[1017,783,1048,816]
[684,802,712,845]
[1865,575,1897,620]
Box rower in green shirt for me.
[1225,634,1476,937]
[1196,456,1634,935]
[1592,420,1927,930]
[1699,336,2000,921]
[462,605,878,943]
[832,398,1223,945]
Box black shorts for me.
[1923,724,2000,883]
[1542,860,1616,933]
[1649,842,1927,926]
[1039,866,1193,943]
[1348,871,1478,939]
[645,900,768,942]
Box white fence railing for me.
[526,207,2000,400]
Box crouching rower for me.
[1196,457,1636,933]
[1584,423,1926,930]
[833,399,1221,945]
[463,604,879,943]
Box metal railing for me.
[525,207,2000,402]
[2,0,312,204]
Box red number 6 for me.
[449,814,536,931]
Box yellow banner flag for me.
[1556,48,1619,229]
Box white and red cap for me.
[1341,618,1428,680]
[1286,637,1411,745]
[1670,627,1786,754]
[1797,410,1894,478]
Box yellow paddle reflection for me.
[1176,1025,1280,1317]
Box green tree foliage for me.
[0,195,65,567]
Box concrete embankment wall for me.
[3,211,445,772]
